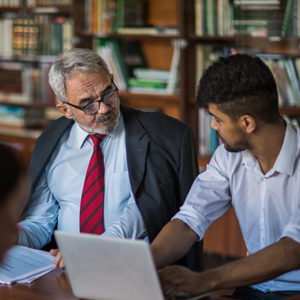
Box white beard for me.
[70,107,120,135]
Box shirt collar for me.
[242,123,298,176]
[272,123,298,175]
[71,112,124,149]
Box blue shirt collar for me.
[70,113,124,149]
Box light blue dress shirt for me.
[18,114,147,249]
[173,124,300,292]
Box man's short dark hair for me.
[196,54,280,123]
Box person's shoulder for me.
[37,116,73,140]
[122,105,189,134]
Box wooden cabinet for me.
[0,127,40,169]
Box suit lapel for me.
[29,117,73,188]
[122,106,149,196]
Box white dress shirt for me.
[18,113,147,249]
[173,123,300,292]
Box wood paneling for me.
[204,208,247,258]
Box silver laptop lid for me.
[54,231,164,300]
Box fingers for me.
[51,250,65,269]
[159,266,185,298]
[159,265,200,299]
[50,249,59,256]
[58,257,65,269]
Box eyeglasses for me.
[64,80,119,115]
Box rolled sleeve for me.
[172,147,232,240]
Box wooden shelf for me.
[280,106,300,116]
[119,91,180,119]
[0,6,71,14]
[119,91,179,103]
[0,54,56,63]
[190,35,300,56]
[190,35,235,44]
[79,32,181,41]
[0,101,54,108]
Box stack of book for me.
[0,60,56,105]
[0,0,71,6]
[0,105,45,128]
[233,0,282,37]
[0,13,73,56]
[259,54,300,107]
[280,0,300,37]
[95,38,128,90]
[194,0,300,38]
[94,37,180,94]
[128,41,180,95]
[83,0,178,36]
[128,68,170,94]
[195,0,234,36]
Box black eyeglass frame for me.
[64,80,119,115]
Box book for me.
[133,68,170,82]
[0,105,45,128]
[128,78,167,89]
[96,38,128,90]
[118,40,146,78]
[281,0,293,37]
[166,40,181,94]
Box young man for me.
[18,48,202,270]
[151,54,300,299]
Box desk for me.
[0,269,75,300]
[1,269,299,300]
[0,269,232,300]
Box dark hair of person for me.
[0,144,24,206]
[196,54,281,123]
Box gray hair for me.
[48,48,110,103]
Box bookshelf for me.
[0,1,72,130]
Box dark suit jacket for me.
[27,105,203,270]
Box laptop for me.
[54,231,210,300]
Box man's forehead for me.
[208,103,231,120]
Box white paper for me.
[0,245,54,285]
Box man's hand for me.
[159,265,209,299]
[50,249,65,269]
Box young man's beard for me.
[217,132,250,153]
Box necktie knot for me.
[89,134,105,149]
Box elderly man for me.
[18,48,202,270]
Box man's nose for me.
[97,101,110,115]
[210,117,217,130]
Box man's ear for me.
[238,115,256,134]
[56,103,73,119]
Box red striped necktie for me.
[80,134,105,234]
